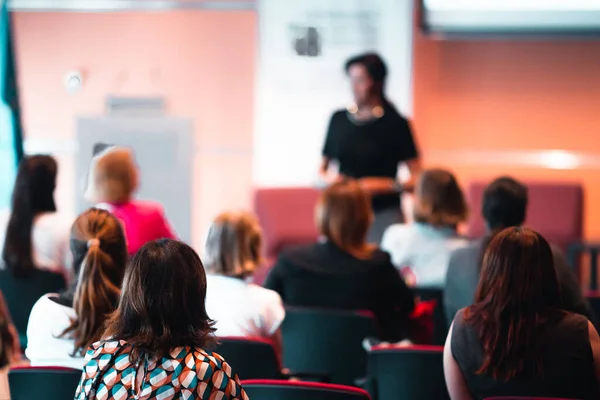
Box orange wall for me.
[13,9,600,243]
[413,34,600,240]
[12,11,256,250]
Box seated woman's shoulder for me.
[248,282,283,302]
[129,199,165,215]
[369,247,394,264]
[278,243,320,261]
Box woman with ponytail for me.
[0,155,72,281]
[25,208,127,369]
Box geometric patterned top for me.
[74,339,249,400]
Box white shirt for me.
[0,210,73,283]
[205,275,285,338]
[381,222,468,288]
[25,294,84,370]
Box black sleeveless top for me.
[451,309,599,400]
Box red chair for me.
[242,379,371,400]
[253,188,319,258]
[281,307,378,386]
[9,366,81,400]
[366,345,449,400]
[213,336,281,380]
[466,181,583,253]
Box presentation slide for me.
[422,0,600,34]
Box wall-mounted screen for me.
[421,0,600,36]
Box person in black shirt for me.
[320,53,421,243]
[264,180,415,342]
[445,227,600,400]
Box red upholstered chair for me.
[241,380,371,400]
[466,181,583,252]
[9,366,82,400]
[254,187,320,259]
[253,187,320,285]
[366,345,448,400]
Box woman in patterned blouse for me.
[75,239,248,400]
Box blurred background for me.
[1,0,600,251]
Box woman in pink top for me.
[84,146,176,255]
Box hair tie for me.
[87,238,100,249]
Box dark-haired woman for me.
[75,239,247,399]
[0,155,73,281]
[444,227,600,400]
[26,208,127,369]
[320,53,421,244]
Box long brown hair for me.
[104,239,216,361]
[2,155,57,277]
[60,208,127,356]
[464,227,561,381]
[316,180,374,258]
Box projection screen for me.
[421,0,600,35]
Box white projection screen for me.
[421,0,600,35]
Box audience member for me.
[381,168,468,288]
[204,212,285,357]
[264,180,415,342]
[84,146,176,255]
[444,177,591,323]
[444,227,600,399]
[75,239,247,399]
[25,208,127,369]
[0,155,72,282]
[0,292,23,400]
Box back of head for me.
[483,177,528,231]
[204,211,262,278]
[413,168,468,228]
[84,146,138,204]
[62,208,128,355]
[105,239,216,360]
[465,227,560,380]
[316,180,373,257]
[2,155,57,277]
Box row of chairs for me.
[6,366,578,400]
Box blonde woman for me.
[204,212,285,353]
[381,168,469,288]
[85,146,176,255]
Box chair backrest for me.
[253,187,320,260]
[466,181,583,252]
[367,345,449,400]
[241,379,371,400]
[281,307,378,386]
[0,268,66,336]
[9,366,81,400]
[213,336,281,380]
